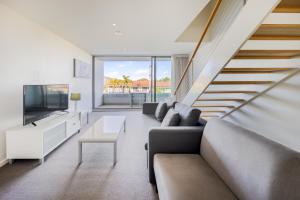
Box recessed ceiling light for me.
[112,23,117,27]
[114,31,123,36]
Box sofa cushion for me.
[201,119,300,200]
[161,109,180,127]
[155,102,168,122]
[154,154,237,200]
[174,103,201,126]
[165,99,177,110]
[198,117,207,126]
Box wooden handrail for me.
[174,0,223,95]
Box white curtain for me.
[171,55,191,101]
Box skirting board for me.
[0,158,8,168]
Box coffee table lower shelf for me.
[78,140,118,166]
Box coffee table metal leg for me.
[113,142,117,166]
[78,141,82,165]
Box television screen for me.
[23,84,69,125]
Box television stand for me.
[6,112,81,164]
[8,157,43,164]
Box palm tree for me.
[110,79,120,93]
[122,75,131,93]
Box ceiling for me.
[0,0,210,55]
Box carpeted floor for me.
[0,111,159,200]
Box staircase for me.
[175,0,300,120]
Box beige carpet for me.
[0,111,159,200]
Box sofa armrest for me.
[148,126,204,184]
[142,102,159,114]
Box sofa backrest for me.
[174,102,201,126]
[200,119,300,200]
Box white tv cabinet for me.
[6,112,81,164]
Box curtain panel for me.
[171,55,192,101]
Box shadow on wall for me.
[225,72,300,152]
[226,73,300,122]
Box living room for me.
[1,0,300,200]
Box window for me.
[93,56,172,109]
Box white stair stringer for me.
[182,0,281,106]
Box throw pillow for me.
[179,108,201,126]
[174,103,201,126]
[155,102,168,122]
[161,109,180,127]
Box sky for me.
[104,60,171,81]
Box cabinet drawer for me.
[66,114,81,137]
[43,123,66,155]
[70,113,80,122]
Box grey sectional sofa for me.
[150,118,300,200]
[143,102,206,184]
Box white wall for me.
[0,4,92,166]
[94,59,104,107]
[224,72,300,152]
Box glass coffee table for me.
[78,116,126,166]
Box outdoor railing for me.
[103,93,147,107]
[102,93,171,107]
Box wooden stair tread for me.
[201,111,227,113]
[197,98,246,102]
[250,35,300,40]
[221,67,294,73]
[201,115,220,117]
[234,50,300,59]
[275,0,300,13]
[211,81,273,85]
[204,90,257,94]
[273,6,300,13]
[251,24,300,41]
[193,105,236,108]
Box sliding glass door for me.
[153,57,172,102]
[93,56,171,109]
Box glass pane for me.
[94,57,151,109]
[155,57,172,102]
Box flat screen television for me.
[23,84,69,125]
